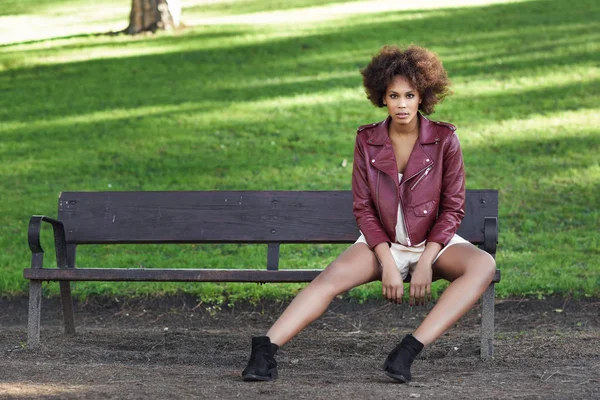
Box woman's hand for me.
[409,242,442,306]
[373,242,404,303]
[382,264,404,303]
[410,258,433,306]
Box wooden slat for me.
[23,268,501,283]
[57,190,498,244]
[58,191,358,244]
[24,268,323,282]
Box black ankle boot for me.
[383,334,424,383]
[242,336,279,381]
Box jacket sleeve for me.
[352,135,391,249]
[427,133,466,247]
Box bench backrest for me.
[58,190,497,245]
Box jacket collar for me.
[367,113,436,183]
[366,113,441,146]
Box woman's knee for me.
[466,251,496,283]
[312,259,353,295]
[483,253,497,282]
[313,255,378,297]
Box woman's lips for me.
[395,112,409,119]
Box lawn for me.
[0,0,598,304]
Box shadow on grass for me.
[0,27,247,50]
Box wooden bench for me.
[25,190,500,358]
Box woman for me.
[241,45,496,383]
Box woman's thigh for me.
[312,243,382,295]
[432,243,496,282]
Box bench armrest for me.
[28,215,68,269]
[483,216,497,256]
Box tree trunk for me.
[125,0,181,35]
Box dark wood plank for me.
[58,190,497,244]
[23,268,501,283]
[459,190,499,244]
[25,268,323,282]
[59,191,358,244]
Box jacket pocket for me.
[413,200,436,217]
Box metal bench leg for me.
[59,281,76,336]
[27,280,43,348]
[480,282,495,359]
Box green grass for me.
[1,0,599,304]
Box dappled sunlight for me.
[0,382,89,396]
[2,79,598,148]
[0,1,129,46]
[461,108,600,142]
[234,84,360,107]
[0,9,440,69]
[184,0,530,25]
[448,39,598,77]
[0,0,531,46]
[440,22,599,61]
[230,70,357,88]
[0,84,358,137]
[544,164,600,190]
[442,76,600,133]
[0,103,209,135]
[2,0,595,75]
[453,66,599,97]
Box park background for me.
[1,0,598,306]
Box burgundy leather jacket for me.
[352,113,466,249]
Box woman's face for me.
[383,75,421,127]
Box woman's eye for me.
[407,94,414,98]
[390,94,397,99]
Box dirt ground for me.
[0,295,598,400]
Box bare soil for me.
[1,295,598,399]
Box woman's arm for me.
[410,133,465,305]
[426,133,466,247]
[352,135,404,302]
[352,135,391,249]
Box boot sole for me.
[384,369,410,383]
[242,368,278,382]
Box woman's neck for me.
[388,116,420,139]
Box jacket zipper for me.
[377,170,408,245]
[376,171,385,228]
[398,186,412,247]
[410,166,432,191]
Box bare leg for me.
[412,243,496,346]
[267,243,381,346]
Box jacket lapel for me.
[401,143,433,183]
[367,117,399,186]
[367,114,439,186]
[401,114,436,183]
